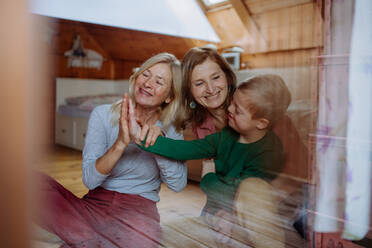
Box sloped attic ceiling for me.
[29,0,220,42]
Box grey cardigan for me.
[82,104,187,202]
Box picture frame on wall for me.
[221,52,240,70]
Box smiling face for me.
[227,89,268,139]
[133,62,173,109]
[190,58,228,111]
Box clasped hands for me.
[117,94,162,148]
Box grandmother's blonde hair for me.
[110,53,182,131]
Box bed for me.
[55,78,129,150]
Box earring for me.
[189,101,196,109]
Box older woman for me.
[37,53,187,248]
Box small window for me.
[202,0,227,6]
[221,52,240,70]
[201,0,228,8]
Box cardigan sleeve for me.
[81,106,110,189]
[152,124,188,192]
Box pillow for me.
[65,94,122,111]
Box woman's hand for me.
[127,97,142,144]
[140,124,163,147]
[115,94,131,149]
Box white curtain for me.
[314,0,372,240]
[343,0,372,240]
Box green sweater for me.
[141,127,285,213]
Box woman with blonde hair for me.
[36,52,187,248]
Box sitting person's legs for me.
[35,172,98,246]
[233,177,285,248]
[35,172,161,248]
[160,178,285,248]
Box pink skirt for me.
[36,173,161,248]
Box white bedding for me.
[55,78,130,150]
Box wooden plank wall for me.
[48,18,211,80]
[50,19,141,80]
[206,1,323,69]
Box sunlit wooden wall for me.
[206,0,323,68]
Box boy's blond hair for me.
[238,74,291,128]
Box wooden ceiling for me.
[51,18,212,63]
[243,0,314,14]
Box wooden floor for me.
[39,145,206,223]
[35,145,306,247]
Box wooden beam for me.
[229,0,267,49]
[244,0,313,14]
[195,0,207,13]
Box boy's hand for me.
[202,159,216,177]
[140,124,163,147]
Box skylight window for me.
[201,0,228,7]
